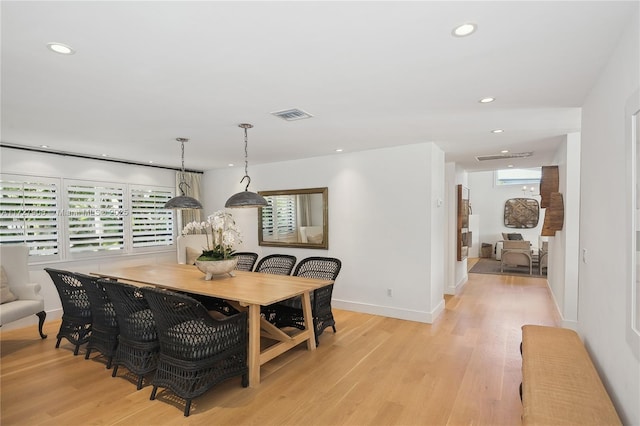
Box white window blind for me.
[261,195,296,240]
[66,182,125,253]
[130,186,174,248]
[0,175,60,256]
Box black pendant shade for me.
[225,190,268,208]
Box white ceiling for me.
[1,1,636,172]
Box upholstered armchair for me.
[500,240,533,275]
[0,244,46,338]
[176,234,208,264]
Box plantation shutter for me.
[0,176,60,256]
[66,182,125,253]
[130,186,174,248]
[261,195,297,240]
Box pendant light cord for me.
[177,138,191,196]
[239,124,253,191]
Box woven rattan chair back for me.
[101,279,159,389]
[254,254,297,275]
[232,252,259,271]
[263,257,341,346]
[141,287,248,416]
[75,273,119,368]
[44,268,92,355]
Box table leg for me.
[301,291,316,351]
[248,303,261,387]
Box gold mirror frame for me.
[258,187,328,249]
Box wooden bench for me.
[520,325,622,425]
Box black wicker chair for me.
[44,268,92,355]
[101,280,159,390]
[75,273,119,368]
[254,254,297,276]
[232,252,259,272]
[142,287,248,417]
[263,257,341,346]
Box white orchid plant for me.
[181,210,241,260]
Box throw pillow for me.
[186,246,201,265]
[0,266,18,304]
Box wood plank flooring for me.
[1,270,559,425]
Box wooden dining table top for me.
[92,262,333,306]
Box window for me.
[1,173,175,260]
[130,186,174,248]
[261,194,296,240]
[0,175,60,258]
[495,168,542,186]
[66,181,125,254]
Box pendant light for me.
[164,138,203,209]
[225,123,268,208]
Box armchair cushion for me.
[1,266,17,304]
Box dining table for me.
[92,262,333,387]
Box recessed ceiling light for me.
[46,42,75,55]
[335,148,343,152]
[479,97,495,103]
[501,150,509,154]
[508,164,514,168]
[148,161,154,164]
[452,23,477,37]
[101,154,109,157]
[228,163,234,167]
[40,145,49,148]
[492,129,504,134]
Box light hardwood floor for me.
[1,271,559,425]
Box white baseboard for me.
[446,273,468,295]
[333,298,445,324]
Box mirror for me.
[258,187,328,249]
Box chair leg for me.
[184,399,192,417]
[74,344,81,356]
[112,365,119,378]
[150,386,158,400]
[36,311,47,339]
[136,375,144,390]
[241,374,248,388]
[55,337,62,348]
[85,348,92,359]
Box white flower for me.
[181,210,242,259]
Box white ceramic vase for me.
[195,257,238,280]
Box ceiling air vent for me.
[476,152,533,161]
[271,108,313,121]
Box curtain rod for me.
[0,143,204,174]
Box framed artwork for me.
[504,198,539,228]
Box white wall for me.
[203,143,446,323]
[0,148,177,329]
[578,9,639,425]
[546,133,581,327]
